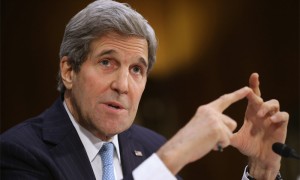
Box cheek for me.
[78,71,107,95]
[72,73,103,110]
[131,82,146,108]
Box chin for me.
[99,121,132,137]
[110,122,132,134]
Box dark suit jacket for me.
[1,97,178,180]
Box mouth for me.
[108,104,121,109]
[105,102,125,110]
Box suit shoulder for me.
[1,98,64,146]
[1,117,43,146]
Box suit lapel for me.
[42,98,96,180]
[49,130,96,180]
[118,127,148,178]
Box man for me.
[1,0,289,180]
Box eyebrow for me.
[97,49,116,57]
[97,49,148,69]
[138,57,148,69]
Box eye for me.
[131,65,143,75]
[99,59,111,67]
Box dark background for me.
[1,0,299,179]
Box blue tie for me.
[99,142,115,180]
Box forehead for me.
[89,32,149,60]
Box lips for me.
[105,101,125,110]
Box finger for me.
[210,86,251,112]
[249,72,261,97]
[213,123,233,151]
[270,111,289,123]
[222,115,237,132]
[247,90,263,106]
[257,99,280,117]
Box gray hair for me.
[57,0,157,92]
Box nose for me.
[110,69,129,94]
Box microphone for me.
[272,142,300,160]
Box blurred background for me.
[1,0,299,179]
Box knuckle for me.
[196,105,211,114]
[271,99,280,108]
[230,120,237,130]
[283,111,289,120]
[210,120,221,132]
[219,94,230,101]
[273,99,279,105]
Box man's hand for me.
[231,73,289,180]
[157,86,252,174]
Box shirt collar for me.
[63,101,121,163]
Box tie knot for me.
[100,142,114,166]
[101,142,114,152]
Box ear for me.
[60,56,74,90]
